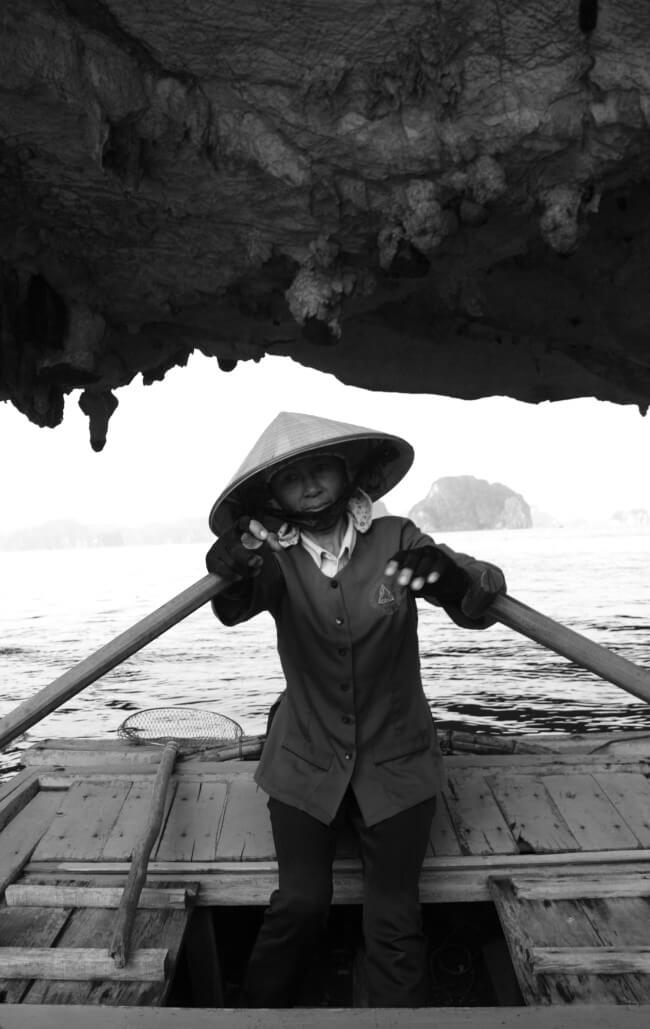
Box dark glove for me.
[206,517,264,582]
[385,545,470,601]
[385,545,506,619]
[456,559,506,619]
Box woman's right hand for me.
[205,516,284,580]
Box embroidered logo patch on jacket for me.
[370,578,406,615]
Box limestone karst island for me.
[410,476,533,532]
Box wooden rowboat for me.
[0,574,649,1024]
[0,726,648,1024]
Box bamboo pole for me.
[197,734,265,762]
[0,574,225,751]
[490,594,650,705]
[109,739,179,968]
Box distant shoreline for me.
[2,517,650,552]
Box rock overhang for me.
[1,0,649,449]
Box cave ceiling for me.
[1,1,649,447]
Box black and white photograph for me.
[1,1,650,1023]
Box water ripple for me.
[2,532,650,774]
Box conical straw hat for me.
[209,411,414,535]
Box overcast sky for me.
[1,352,649,533]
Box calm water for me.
[1,527,650,776]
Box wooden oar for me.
[490,594,650,704]
[0,573,227,752]
[1,580,649,757]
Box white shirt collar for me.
[300,513,357,576]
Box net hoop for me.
[117,707,244,752]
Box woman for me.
[206,411,506,1007]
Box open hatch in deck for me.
[0,732,648,1015]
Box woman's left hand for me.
[459,559,506,618]
[384,545,453,591]
[385,545,506,618]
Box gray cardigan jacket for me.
[212,516,488,826]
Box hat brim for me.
[209,432,414,535]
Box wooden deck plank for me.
[21,740,164,767]
[0,791,62,895]
[445,772,519,855]
[542,773,644,851]
[580,896,650,946]
[531,946,650,975]
[23,906,189,1005]
[102,780,159,861]
[190,781,230,862]
[31,781,132,861]
[5,884,196,909]
[25,851,650,901]
[32,751,650,778]
[489,877,642,1004]
[486,775,580,853]
[2,1004,650,1028]
[511,872,650,900]
[0,907,72,1003]
[21,864,643,907]
[0,947,168,982]
[152,778,228,862]
[0,768,40,802]
[430,792,463,856]
[0,770,41,832]
[27,850,650,877]
[153,781,201,862]
[579,895,650,1001]
[593,772,650,847]
[14,866,522,906]
[216,779,275,861]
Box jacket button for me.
[330,580,338,589]
[344,752,353,760]
[340,683,350,691]
[338,647,347,656]
[335,617,344,625]
[341,715,352,724]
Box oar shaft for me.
[0,574,226,751]
[490,593,650,705]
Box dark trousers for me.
[242,788,436,1007]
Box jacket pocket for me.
[373,729,431,764]
[282,730,333,771]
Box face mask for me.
[262,484,354,533]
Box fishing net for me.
[117,707,243,751]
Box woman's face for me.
[269,454,347,514]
